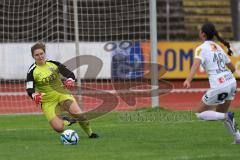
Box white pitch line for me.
[0,88,240,96]
[0,92,27,96]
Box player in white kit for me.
[183,22,240,144]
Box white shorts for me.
[202,82,237,106]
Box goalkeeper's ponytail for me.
[201,22,233,56]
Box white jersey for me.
[194,41,236,88]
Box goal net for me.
[0,0,164,115]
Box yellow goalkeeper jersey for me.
[26,60,75,102]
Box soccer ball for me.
[60,129,79,145]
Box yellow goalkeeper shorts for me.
[41,93,75,121]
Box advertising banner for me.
[1,42,240,80]
[141,42,240,79]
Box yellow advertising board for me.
[142,42,240,79]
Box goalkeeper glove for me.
[64,78,75,89]
[32,93,45,106]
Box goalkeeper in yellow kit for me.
[26,42,98,138]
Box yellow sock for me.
[79,121,92,136]
[63,120,70,126]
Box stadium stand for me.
[157,0,186,40]
[183,0,233,40]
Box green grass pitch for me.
[0,108,240,160]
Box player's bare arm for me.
[183,58,201,88]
